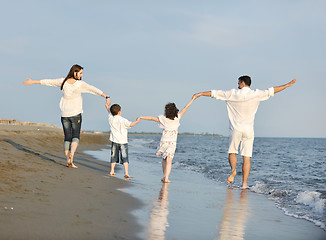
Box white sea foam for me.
[295,191,325,213]
[250,182,269,194]
[283,208,326,231]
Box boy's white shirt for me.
[108,113,131,144]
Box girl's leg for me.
[163,156,172,183]
[162,157,167,178]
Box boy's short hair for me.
[238,75,251,87]
[110,104,121,116]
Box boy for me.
[105,102,140,178]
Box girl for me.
[140,97,195,183]
[23,64,111,168]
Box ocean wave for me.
[283,209,326,231]
[295,191,325,213]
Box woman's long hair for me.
[60,64,83,90]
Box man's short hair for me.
[110,104,121,116]
[238,75,251,87]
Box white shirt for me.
[211,87,274,134]
[40,78,103,117]
[158,114,181,142]
[108,113,131,144]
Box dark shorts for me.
[111,142,129,164]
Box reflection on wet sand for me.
[147,183,169,240]
[217,189,250,240]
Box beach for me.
[1,125,326,240]
[0,125,142,240]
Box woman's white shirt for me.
[40,78,103,117]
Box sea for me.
[126,135,326,232]
[87,135,326,233]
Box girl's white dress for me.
[156,114,181,159]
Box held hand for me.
[104,102,110,109]
[22,78,33,86]
[105,97,111,106]
[136,117,141,122]
[192,93,201,100]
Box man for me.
[193,76,296,188]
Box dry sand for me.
[0,125,142,240]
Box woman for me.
[23,64,110,168]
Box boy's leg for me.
[110,163,116,176]
[123,162,129,178]
[110,142,118,176]
[121,144,130,178]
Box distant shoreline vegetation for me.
[129,132,224,137]
[84,131,224,137]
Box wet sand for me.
[0,125,142,240]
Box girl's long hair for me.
[164,103,179,120]
[60,64,83,90]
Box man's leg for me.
[227,153,237,183]
[241,156,251,189]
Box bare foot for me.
[162,178,171,183]
[124,174,131,179]
[110,172,116,176]
[70,163,78,168]
[227,169,237,183]
[241,184,249,189]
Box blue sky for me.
[1,0,325,137]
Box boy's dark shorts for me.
[111,142,129,164]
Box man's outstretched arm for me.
[193,91,212,99]
[274,79,297,94]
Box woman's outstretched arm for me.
[22,78,41,86]
[23,78,63,87]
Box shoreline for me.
[0,125,143,240]
[86,137,326,240]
